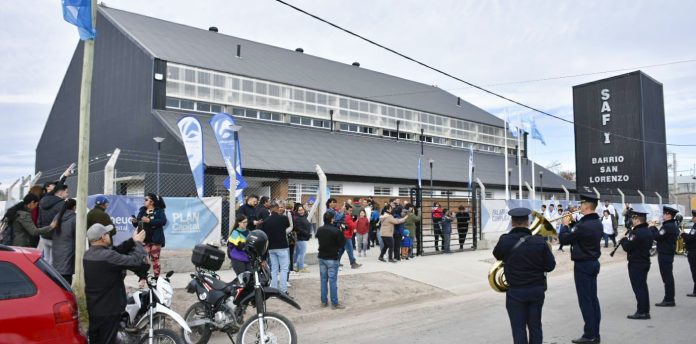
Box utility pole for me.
[672,152,677,205]
[73,0,97,313]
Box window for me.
[211,104,223,113]
[245,109,258,119]
[166,97,179,108]
[374,186,392,196]
[0,262,36,300]
[329,184,343,195]
[35,259,72,292]
[180,100,194,110]
[196,102,211,112]
[398,187,410,197]
[290,115,301,124]
[242,79,254,92]
[232,108,245,117]
[259,111,272,120]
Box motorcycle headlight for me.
[198,291,208,301]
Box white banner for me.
[481,199,510,233]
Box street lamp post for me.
[508,168,512,200]
[153,137,165,195]
[429,159,434,198]
[539,171,544,201]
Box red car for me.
[0,244,86,343]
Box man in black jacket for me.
[237,195,259,230]
[84,223,147,344]
[493,208,556,344]
[559,192,603,344]
[682,209,696,297]
[316,212,346,310]
[620,205,655,320]
[652,206,680,307]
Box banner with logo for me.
[210,113,247,200]
[177,116,205,198]
[87,195,221,248]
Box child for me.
[401,229,412,260]
[356,210,370,257]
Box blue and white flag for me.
[468,145,475,189]
[210,113,247,199]
[177,116,205,198]
[531,119,546,145]
[62,0,96,40]
[417,158,422,188]
[508,122,519,138]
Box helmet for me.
[246,230,269,256]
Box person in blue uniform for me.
[652,205,680,307]
[493,208,556,344]
[558,191,603,344]
[620,205,655,320]
[681,209,696,297]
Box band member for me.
[559,192,603,344]
[682,209,696,297]
[620,205,654,319]
[652,206,680,307]
[493,208,556,344]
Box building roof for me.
[100,6,504,127]
[153,110,575,191]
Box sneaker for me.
[293,268,299,272]
[321,302,328,308]
[388,259,397,263]
[351,263,362,269]
[378,257,386,262]
[286,282,292,287]
[331,303,346,310]
[299,267,310,273]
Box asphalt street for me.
[294,255,695,344]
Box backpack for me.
[0,215,13,245]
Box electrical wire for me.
[273,0,696,147]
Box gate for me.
[408,186,480,255]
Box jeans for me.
[602,233,616,247]
[377,229,384,250]
[268,248,290,293]
[294,241,308,270]
[319,259,339,305]
[338,239,357,265]
[379,236,395,260]
[506,286,545,344]
[356,233,369,253]
[574,260,601,339]
[442,228,452,253]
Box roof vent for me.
[352,62,360,67]
[209,26,219,32]
[295,48,304,53]
[236,44,241,58]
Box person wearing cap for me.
[681,209,696,297]
[493,207,556,344]
[652,206,680,307]
[83,223,147,344]
[619,205,654,320]
[559,191,603,344]
[87,195,115,236]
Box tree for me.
[559,171,576,182]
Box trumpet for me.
[488,211,579,293]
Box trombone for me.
[488,210,579,293]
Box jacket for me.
[404,213,420,239]
[356,217,370,235]
[621,223,654,264]
[132,207,167,246]
[316,223,345,260]
[293,213,312,241]
[11,208,53,247]
[653,219,679,256]
[87,206,114,229]
[441,215,453,233]
[51,210,76,275]
[456,211,470,230]
[342,214,356,239]
[683,223,696,252]
[83,239,147,316]
[493,227,556,288]
[432,207,443,223]
[559,213,603,262]
[227,228,250,262]
[38,194,64,239]
[379,213,407,237]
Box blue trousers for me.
[506,285,545,344]
[628,262,651,314]
[319,259,339,305]
[657,254,675,302]
[574,260,601,339]
[338,239,356,265]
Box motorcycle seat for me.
[203,275,228,291]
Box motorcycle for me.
[183,240,300,344]
[117,271,192,344]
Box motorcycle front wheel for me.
[138,328,183,344]
[237,312,297,344]
[182,301,212,344]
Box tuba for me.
[488,211,571,293]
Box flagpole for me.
[504,111,509,200]
[531,138,536,201]
[517,117,523,199]
[73,0,97,320]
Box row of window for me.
[166,63,508,147]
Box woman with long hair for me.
[52,199,77,284]
[292,203,311,273]
[131,193,167,287]
[228,215,251,275]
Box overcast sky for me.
[1,0,695,189]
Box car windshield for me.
[35,258,72,292]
